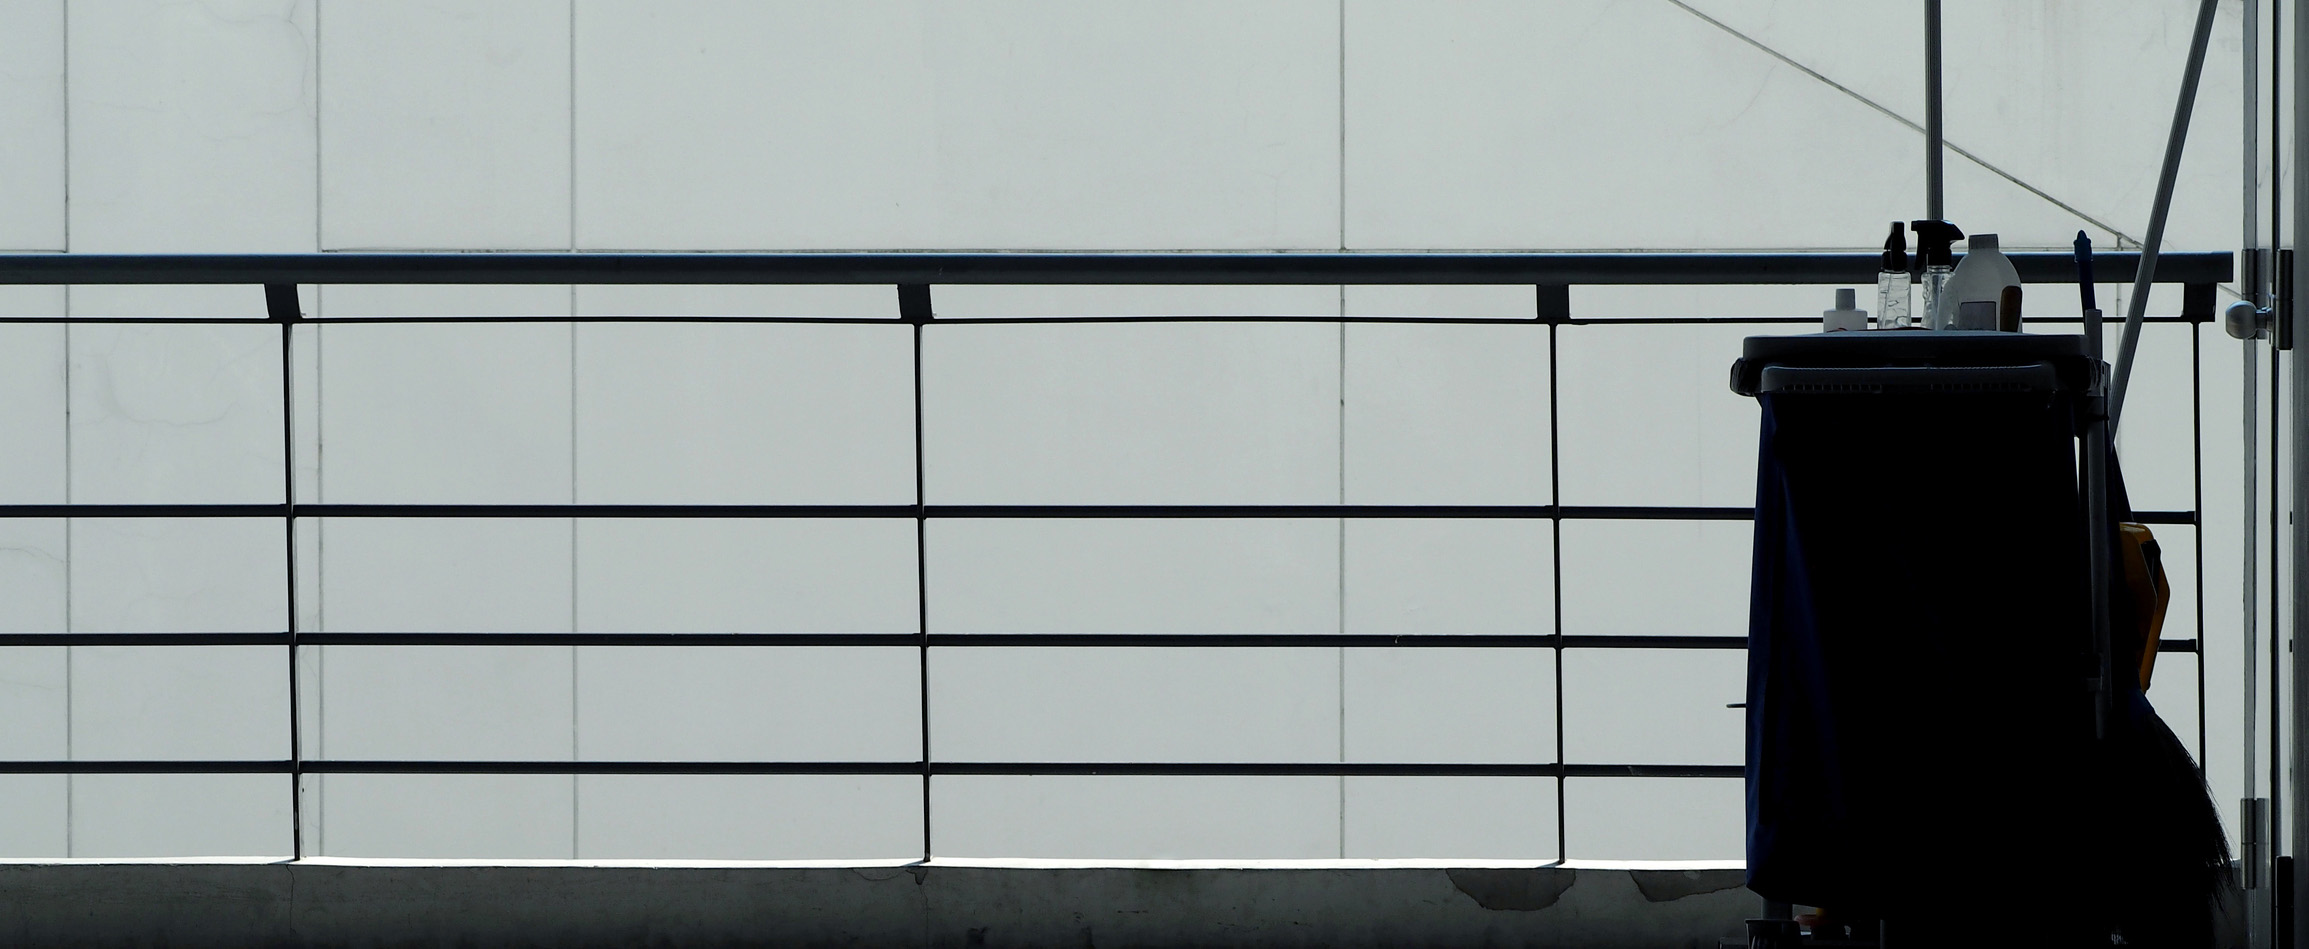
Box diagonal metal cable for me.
[1663,0,2141,247]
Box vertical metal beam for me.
[2290,5,2309,943]
[1924,0,1943,221]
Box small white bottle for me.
[1941,233,2021,330]
[1823,288,1867,332]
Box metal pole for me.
[2290,5,2309,945]
[1924,0,1943,220]
[2112,0,2224,430]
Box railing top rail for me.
[0,251,2234,286]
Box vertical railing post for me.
[901,283,934,861]
[265,282,303,860]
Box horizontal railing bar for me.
[0,252,2231,286]
[0,312,2215,326]
[0,632,2202,652]
[0,503,2205,522]
[0,759,1744,778]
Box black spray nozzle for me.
[1881,222,1908,271]
[2074,230,2097,312]
[1910,219,1964,267]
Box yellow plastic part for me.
[2117,523,2171,691]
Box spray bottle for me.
[1876,222,1912,328]
[1910,220,1964,330]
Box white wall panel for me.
[0,308,66,503]
[575,1,1338,250]
[0,0,64,250]
[928,519,1338,634]
[68,324,283,504]
[317,518,570,633]
[0,647,66,759]
[72,773,291,858]
[317,646,571,761]
[68,519,283,633]
[1343,777,1554,859]
[0,775,67,857]
[318,322,572,503]
[1343,519,1550,636]
[69,645,286,760]
[930,647,1338,764]
[1563,777,1742,861]
[1558,520,1751,638]
[577,775,921,860]
[67,0,314,252]
[934,776,1339,859]
[0,520,67,633]
[1343,648,1551,764]
[574,285,896,319]
[923,323,1338,505]
[317,773,571,859]
[576,520,916,634]
[573,324,914,504]
[1343,319,1550,505]
[319,0,570,249]
[1560,649,1744,767]
[933,286,1340,320]
[1554,323,1756,507]
[576,647,918,762]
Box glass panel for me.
[0,324,64,503]
[0,647,65,759]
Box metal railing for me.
[0,250,2233,860]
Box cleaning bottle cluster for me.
[1824,220,2024,334]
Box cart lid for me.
[1730,331,2097,397]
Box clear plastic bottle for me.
[1876,222,1911,328]
[1910,220,1964,329]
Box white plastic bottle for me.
[1822,288,1866,332]
[1940,233,2021,330]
